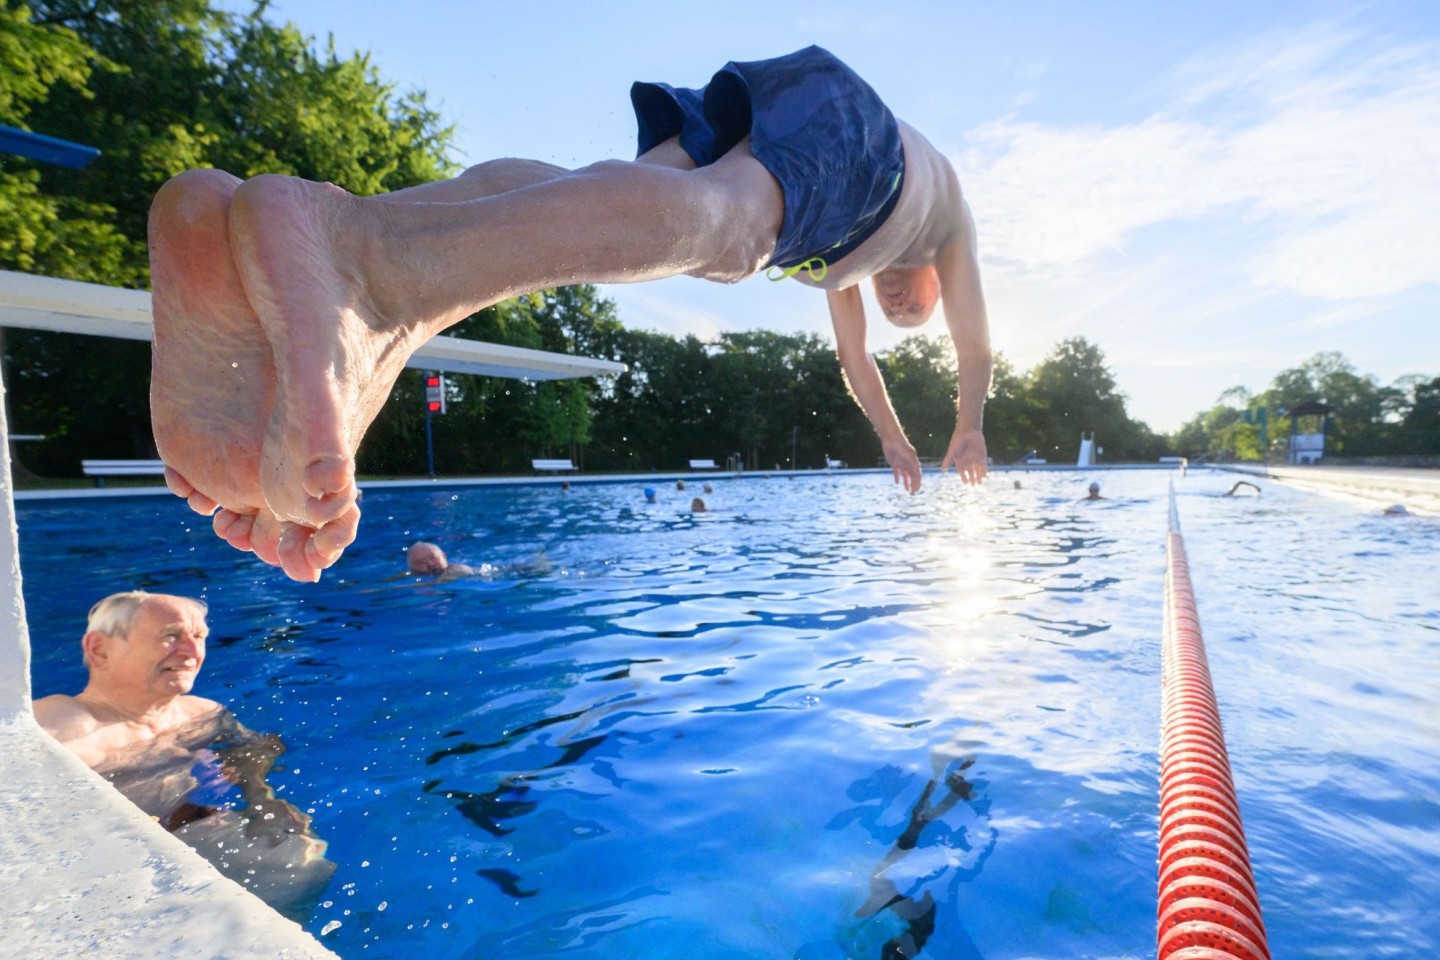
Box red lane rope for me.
[1159,496,1270,960]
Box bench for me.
[688,459,718,470]
[825,458,846,470]
[81,459,166,487]
[531,459,577,473]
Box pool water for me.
[18,469,1439,959]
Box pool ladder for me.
[1158,489,1271,959]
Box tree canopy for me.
[2,0,455,472]
[1173,351,1438,462]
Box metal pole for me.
[425,410,436,478]
[791,425,798,469]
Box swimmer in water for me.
[1223,481,1261,497]
[33,591,335,921]
[406,541,551,580]
[407,540,478,579]
[1084,481,1105,500]
[148,46,991,581]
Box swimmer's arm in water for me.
[934,200,991,486]
[211,710,316,838]
[828,285,922,493]
[211,710,286,798]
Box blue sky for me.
[233,0,1440,433]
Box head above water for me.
[407,541,449,575]
[872,265,940,328]
[82,591,210,696]
[87,590,208,643]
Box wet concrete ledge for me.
[0,714,337,960]
[1215,464,1440,515]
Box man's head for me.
[1087,482,1102,499]
[872,266,940,327]
[83,591,209,698]
[407,541,449,575]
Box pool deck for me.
[0,716,338,959]
[1216,463,1440,515]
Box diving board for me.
[0,270,626,382]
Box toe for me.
[164,465,194,497]
[166,466,219,514]
[307,507,360,569]
[277,523,322,582]
[303,455,354,501]
[304,484,358,527]
[212,509,256,552]
[249,515,286,567]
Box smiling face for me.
[872,266,940,327]
[90,595,209,699]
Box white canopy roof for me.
[0,269,625,381]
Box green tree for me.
[1021,336,1161,462]
[1398,376,1440,455]
[879,334,956,460]
[2,0,455,475]
[979,352,1034,462]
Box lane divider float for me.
[1158,488,1271,960]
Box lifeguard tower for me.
[1286,399,1333,465]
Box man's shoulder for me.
[179,695,226,723]
[32,694,97,740]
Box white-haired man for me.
[34,591,334,920]
[36,591,218,765]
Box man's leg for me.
[151,162,571,578]
[154,141,781,578]
[380,158,571,202]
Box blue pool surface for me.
[19,469,1440,959]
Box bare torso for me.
[34,693,224,770]
[797,121,965,291]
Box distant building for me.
[1286,399,1333,465]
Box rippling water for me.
[19,468,1437,958]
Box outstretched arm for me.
[935,199,992,485]
[827,286,923,493]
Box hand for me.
[940,427,988,485]
[882,435,923,493]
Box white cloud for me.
[602,283,725,341]
[958,23,1440,301]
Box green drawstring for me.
[766,257,828,282]
[767,167,901,284]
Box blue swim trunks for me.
[630,46,905,272]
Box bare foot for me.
[228,175,427,573]
[150,169,293,569]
